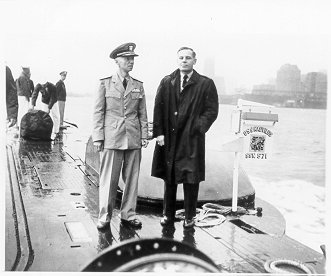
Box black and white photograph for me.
[2,0,329,273]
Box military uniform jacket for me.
[16,73,32,97]
[92,73,148,150]
[56,79,67,101]
[31,82,58,110]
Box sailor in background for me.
[56,71,67,129]
[30,82,60,139]
[152,47,219,228]
[16,66,34,127]
[92,42,148,230]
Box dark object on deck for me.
[82,238,221,272]
[256,207,263,216]
[20,110,53,141]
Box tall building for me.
[203,58,226,94]
[303,72,327,95]
[276,64,303,94]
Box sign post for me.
[223,100,279,213]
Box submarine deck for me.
[5,128,325,273]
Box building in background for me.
[275,64,303,96]
[203,58,226,96]
[248,64,327,108]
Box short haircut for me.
[177,47,196,58]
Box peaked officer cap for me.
[110,42,138,59]
[60,71,67,76]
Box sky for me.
[1,0,330,96]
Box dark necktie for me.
[182,74,188,89]
[123,78,127,89]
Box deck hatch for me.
[64,222,92,243]
[229,219,266,234]
[28,151,65,162]
[35,162,83,189]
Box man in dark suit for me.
[151,47,219,228]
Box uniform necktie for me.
[123,78,127,89]
[182,74,188,89]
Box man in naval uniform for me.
[92,42,148,229]
[16,66,33,127]
[56,71,67,129]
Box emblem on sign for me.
[250,135,265,152]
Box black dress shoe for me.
[121,218,142,228]
[183,219,195,228]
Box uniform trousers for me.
[98,149,141,224]
[17,96,30,127]
[163,181,200,221]
[41,102,60,135]
[58,100,66,126]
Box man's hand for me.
[29,105,34,112]
[93,141,104,152]
[46,108,50,114]
[156,135,164,146]
[7,118,17,128]
[141,139,149,148]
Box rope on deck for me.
[175,203,253,228]
[264,258,317,275]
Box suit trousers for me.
[98,149,141,223]
[41,102,60,134]
[58,100,65,126]
[17,96,30,127]
[163,182,200,221]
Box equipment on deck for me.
[20,110,53,140]
[82,238,221,272]
[264,258,316,274]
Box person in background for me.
[92,42,148,230]
[6,66,18,128]
[30,82,60,139]
[29,75,34,98]
[56,71,67,129]
[151,47,219,228]
[16,66,33,127]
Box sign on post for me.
[227,99,279,213]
